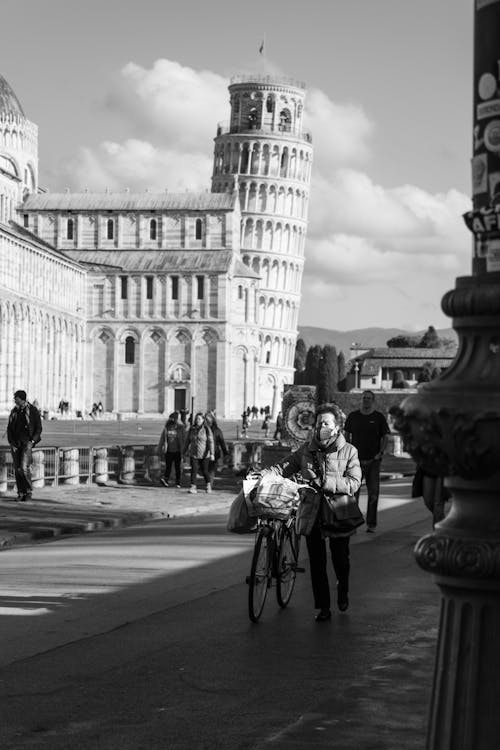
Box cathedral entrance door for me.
[174,388,186,412]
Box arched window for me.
[67,218,74,240]
[125,336,135,364]
[266,95,273,113]
[107,218,114,240]
[279,108,292,132]
[247,107,258,129]
[195,218,202,240]
[238,285,243,299]
[150,218,157,240]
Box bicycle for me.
[246,504,305,623]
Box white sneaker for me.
[188,485,197,494]
[206,484,212,493]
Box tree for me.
[418,325,440,348]
[317,345,338,403]
[386,334,420,348]
[293,338,307,384]
[303,345,322,385]
[392,369,410,389]
[337,351,347,392]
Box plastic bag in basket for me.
[253,476,303,519]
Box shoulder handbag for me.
[310,450,365,533]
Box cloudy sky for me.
[2,0,474,331]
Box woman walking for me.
[184,412,215,494]
[204,412,228,487]
[158,412,186,488]
[258,403,362,621]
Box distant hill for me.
[297,326,457,357]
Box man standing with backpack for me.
[7,390,42,502]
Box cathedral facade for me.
[0,70,313,417]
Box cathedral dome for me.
[0,74,25,117]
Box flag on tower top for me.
[259,39,264,55]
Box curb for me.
[0,508,170,550]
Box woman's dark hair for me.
[315,402,344,427]
[205,412,218,429]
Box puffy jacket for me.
[184,424,215,460]
[264,433,362,537]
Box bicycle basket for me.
[253,477,301,520]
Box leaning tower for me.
[211,73,313,414]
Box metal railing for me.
[216,121,312,143]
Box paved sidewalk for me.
[0,477,237,549]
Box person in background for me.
[412,464,451,527]
[241,411,249,438]
[204,412,228,487]
[7,390,42,503]
[344,390,390,533]
[184,412,215,494]
[258,403,362,621]
[158,412,186,488]
[262,413,271,438]
[274,411,283,441]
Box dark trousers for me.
[164,451,181,485]
[11,443,33,497]
[190,457,210,485]
[208,459,218,484]
[355,458,381,528]
[306,524,350,610]
[422,475,447,526]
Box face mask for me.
[318,426,337,442]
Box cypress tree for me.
[337,350,347,391]
[317,345,338,402]
[303,345,322,385]
[293,338,307,384]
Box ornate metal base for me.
[396,272,500,748]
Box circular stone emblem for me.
[485,120,500,151]
[479,72,497,101]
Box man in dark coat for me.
[345,390,390,533]
[7,389,42,502]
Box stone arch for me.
[262,143,270,175]
[257,184,267,212]
[264,221,273,250]
[255,220,263,249]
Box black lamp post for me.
[395,3,500,747]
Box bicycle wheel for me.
[276,523,300,608]
[248,526,272,622]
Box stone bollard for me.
[94,447,109,485]
[250,443,263,470]
[0,450,7,494]
[120,446,136,484]
[61,448,80,485]
[144,445,161,484]
[31,449,45,488]
[231,442,245,473]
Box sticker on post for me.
[472,154,488,194]
[484,120,500,151]
[486,239,500,271]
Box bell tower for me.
[212,73,313,413]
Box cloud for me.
[61,139,213,192]
[50,57,472,328]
